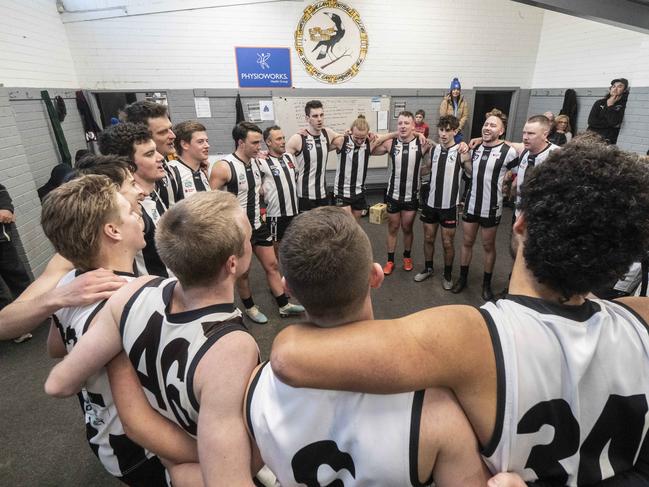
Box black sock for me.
[242,297,255,309]
[388,252,395,262]
[425,260,433,270]
[483,272,492,285]
[275,293,289,308]
[403,250,411,258]
[444,265,452,280]
[460,265,469,280]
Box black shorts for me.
[462,212,501,228]
[420,206,458,228]
[252,225,273,247]
[386,197,418,214]
[334,193,367,211]
[267,215,295,242]
[419,182,430,206]
[119,456,168,487]
[299,197,329,212]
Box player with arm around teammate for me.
[257,125,299,256]
[46,191,263,487]
[452,109,519,301]
[271,140,649,486]
[414,115,472,289]
[372,111,433,275]
[210,122,304,325]
[285,100,344,211]
[42,175,193,486]
[245,207,489,487]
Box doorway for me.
[470,90,514,139]
[95,92,138,128]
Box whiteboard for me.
[272,96,391,169]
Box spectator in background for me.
[548,114,572,146]
[414,109,430,138]
[440,77,468,142]
[587,78,629,145]
[0,183,33,343]
[543,111,555,124]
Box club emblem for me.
[295,1,368,84]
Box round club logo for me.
[295,0,368,84]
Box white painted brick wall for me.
[0,0,79,88]
[62,0,545,90]
[0,88,54,277]
[532,10,649,88]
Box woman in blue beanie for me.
[440,77,469,142]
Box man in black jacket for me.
[0,183,33,342]
[587,78,629,144]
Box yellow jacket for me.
[439,94,469,131]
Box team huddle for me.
[4,97,649,487]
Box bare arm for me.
[195,332,259,486]
[208,161,232,191]
[0,254,126,340]
[285,133,302,156]
[370,135,395,156]
[271,305,497,444]
[107,351,199,464]
[47,320,67,358]
[424,388,490,487]
[460,152,473,177]
[323,127,343,152]
[45,276,154,397]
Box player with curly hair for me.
[272,139,649,485]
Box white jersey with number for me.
[222,153,263,229]
[465,143,518,218]
[247,362,427,486]
[296,130,330,201]
[120,277,250,438]
[514,143,560,216]
[53,270,155,477]
[168,158,210,198]
[387,137,423,203]
[334,135,371,199]
[258,154,299,218]
[480,296,649,485]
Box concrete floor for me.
[0,202,514,486]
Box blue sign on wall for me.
[235,47,292,88]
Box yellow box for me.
[369,203,388,224]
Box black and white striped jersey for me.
[514,143,560,215]
[53,270,155,478]
[222,153,263,230]
[387,137,423,203]
[465,142,518,218]
[257,154,299,218]
[334,135,371,199]
[296,130,330,200]
[168,158,210,198]
[120,277,252,438]
[135,193,169,278]
[481,296,649,485]
[155,158,184,207]
[427,144,464,209]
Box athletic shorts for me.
[420,206,458,228]
[334,193,367,211]
[386,197,418,214]
[298,197,329,212]
[252,224,273,247]
[267,215,295,242]
[119,456,168,487]
[462,212,501,228]
[419,183,430,206]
